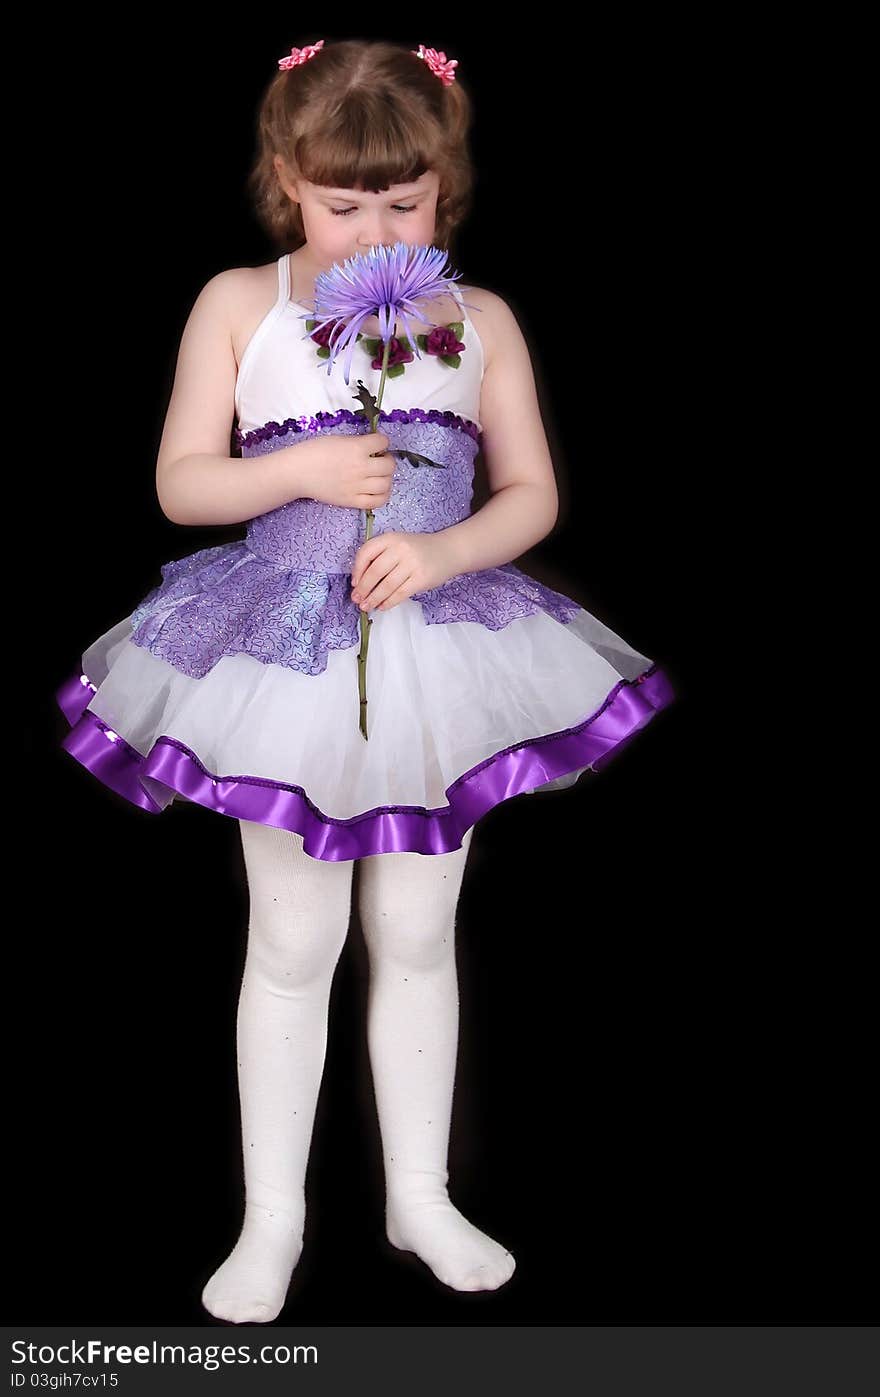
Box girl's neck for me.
[288,249,323,306]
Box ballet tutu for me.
[55,538,674,861]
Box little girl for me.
[55,38,674,1323]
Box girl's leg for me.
[202,820,354,1323]
[358,827,515,1292]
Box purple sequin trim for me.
[54,664,677,859]
[234,407,482,451]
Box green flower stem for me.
[357,333,393,741]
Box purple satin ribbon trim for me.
[55,671,164,814]
[54,666,675,859]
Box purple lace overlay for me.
[54,663,677,860]
[128,417,583,678]
[129,546,359,678]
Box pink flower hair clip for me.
[278,39,325,71]
[412,44,458,86]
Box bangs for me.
[290,102,444,194]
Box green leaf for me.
[399,451,447,469]
[352,381,380,417]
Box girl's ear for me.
[274,156,300,203]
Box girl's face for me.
[276,164,441,270]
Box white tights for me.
[201,819,515,1323]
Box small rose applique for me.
[306,318,363,361]
[358,323,466,377]
[360,334,414,378]
[416,321,466,368]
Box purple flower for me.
[294,242,477,386]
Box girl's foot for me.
[201,1202,305,1323]
[386,1196,515,1292]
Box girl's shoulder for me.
[222,260,286,373]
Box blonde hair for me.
[246,38,475,262]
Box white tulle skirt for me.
[57,597,672,859]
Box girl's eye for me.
[330,204,418,217]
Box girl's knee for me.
[247,902,350,985]
[359,856,467,969]
[239,818,353,984]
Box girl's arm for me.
[155,272,322,527]
[438,294,560,576]
[159,444,323,528]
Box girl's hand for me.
[291,431,394,510]
[350,531,456,612]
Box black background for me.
[16,16,869,1332]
